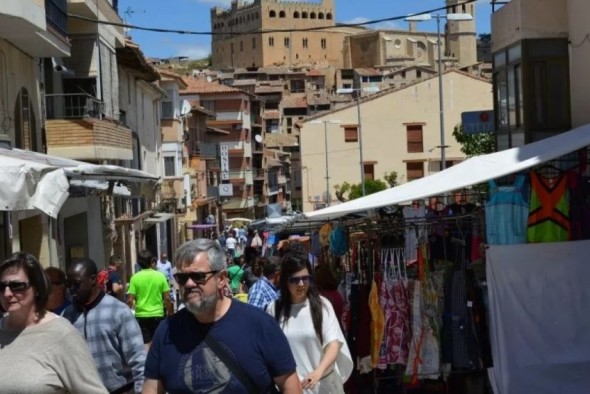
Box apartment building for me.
[490,0,587,151]
[0,0,158,271]
[297,70,492,212]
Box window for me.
[164,157,175,176]
[302,12,308,18]
[321,38,327,49]
[279,10,285,18]
[326,12,333,20]
[161,89,174,119]
[294,11,300,18]
[363,163,375,181]
[416,70,422,78]
[303,38,308,48]
[269,37,274,47]
[310,12,316,19]
[344,125,358,142]
[406,124,423,153]
[252,37,256,49]
[284,37,290,48]
[318,12,325,19]
[269,10,276,17]
[406,162,424,181]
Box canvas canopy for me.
[304,123,590,221]
[0,147,158,219]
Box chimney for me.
[409,21,416,32]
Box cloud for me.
[173,43,211,59]
[343,16,399,30]
[192,0,235,7]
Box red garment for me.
[320,289,344,323]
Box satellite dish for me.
[206,76,213,83]
[254,134,263,143]
[180,100,192,116]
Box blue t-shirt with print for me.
[145,300,296,393]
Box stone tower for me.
[445,0,477,66]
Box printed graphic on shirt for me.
[180,342,241,393]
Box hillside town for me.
[0,0,589,393]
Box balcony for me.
[195,142,218,158]
[253,169,265,181]
[69,0,125,37]
[278,175,287,184]
[0,0,69,57]
[45,93,133,161]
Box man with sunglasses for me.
[142,238,302,394]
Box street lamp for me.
[310,119,342,206]
[336,87,380,196]
[405,12,473,171]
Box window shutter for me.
[344,126,358,142]
[406,125,423,153]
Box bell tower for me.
[445,0,477,66]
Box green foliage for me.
[383,171,399,187]
[334,179,388,202]
[452,124,495,157]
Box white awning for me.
[145,213,176,223]
[304,123,590,221]
[0,147,158,218]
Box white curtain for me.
[487,241,590,394]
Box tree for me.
[334,177,390,202]
[452,124,495,157]
[383,171,399,188]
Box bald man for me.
[64,258,146,394]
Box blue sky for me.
[118,0,492,60]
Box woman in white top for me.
[267,252,352,394]
[0,252,107,394]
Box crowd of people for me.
[0,230,352,393]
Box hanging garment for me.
[403,205,426,264]
[527,170,570,242]
[485,175,529,245]
[568,170,590,240]
[319,223,333,247]
[330,226,348,256]
[369,277,385,369]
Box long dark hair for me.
[274,252,324,345]
[0,252,51,314]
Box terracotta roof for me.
[355,68,382,77]
[281,94,307,108]
[116,40,160,82]
[181,77,243,95]
[263,110,280,120]
[157,69,189,88]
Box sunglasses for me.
[288,275,312,285]
[0,281,30,293]
[174,271,219,286]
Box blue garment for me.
[145,300,295,394]
[329,226,348,256]
[51,299,71,316]
[248,276,280,311]
[485,175,530,245]
[156,260,173,282]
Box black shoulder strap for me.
[203,332,258,394]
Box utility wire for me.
[68,0,478,36]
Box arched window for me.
[269,10,276,18]
[326,12,333,20]
[279,10,286,18]
[294,11,300,18]
[318,12,324,19]
[302,11,308,18]
[310,12,316,19]
[14,87,37,151]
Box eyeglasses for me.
[0,281,30,293]
[174,271,219,286]
[288,275,312,285]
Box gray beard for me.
[184,292,219,316]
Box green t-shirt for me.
[128,269,170,318]
[227,265,245,293]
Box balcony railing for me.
[45,0,68,37]
[46,93,104,120]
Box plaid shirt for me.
[64,293,146,394]
[248,276,279,311]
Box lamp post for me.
[310,119,341,206]
[405,12,473,171]
[336,87,380,196]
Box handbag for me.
[204,332,280,393]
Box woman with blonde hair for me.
[0,252,107,393]
[267,252,352,393]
